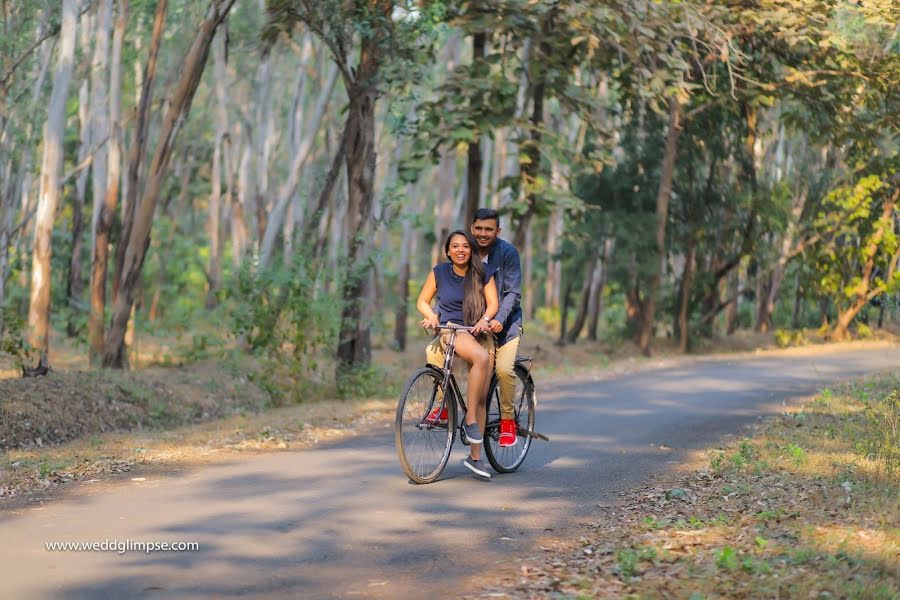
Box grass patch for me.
[479,371,900,599]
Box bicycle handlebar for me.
[436,323,475,332]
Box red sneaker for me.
[499,419,517,447]
[424,406,448,424]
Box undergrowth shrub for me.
[0,303,34,371]
[858,387,899,478]
[225,252,342,404]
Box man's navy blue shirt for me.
[481,237,522,346]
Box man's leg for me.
[494,336,520,420]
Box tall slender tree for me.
[26,0,77,369]
[103,0,237,367]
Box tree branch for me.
[61,134,111,185]
[0,1,93,90]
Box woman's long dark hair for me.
[444,230,486,326]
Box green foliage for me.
[774,328,807,348]
[335,363,398,400]
[535,306,561,334]
[715,546,739,570]
[614,547,657,581]
[813,175,899,312]
[225,252,342,403]
[783,443,806,466]
[857,388,900,477]
[0,303,33,370]
[854,323,874,340]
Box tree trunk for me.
[113,0,164,303]
[66,79,90,338]
[757,187,808,332]
[0,223,9,334]
[513,73,544,249]
[524,219,534,320]
[544,209,563,310]
[725,267,740,334]
[587,237,612,341]
[258,62,338,268]
[566,252,600,344]
[500,39,532,208]
[791,271,802,329]
[103,0,236,368]
[432,146,458,266]
[88,0,126,363]
[206,129,222,308]
[205,28,229,308]
[393,214,412,351]
[26,0,77,365]
[0,164,15,333]
[753,261,767,328]
[464,31,486,226]
[148,157,191,322]
[253,29,275,248]
[304,126,347,255]
[232,142,251,267]
[831,190,898,341]
[556,273,576,346]
[336,18,388,373]
[637,97,682,357]
[88,0,112,250]
[676,235,697,353]
[492,128,505,209]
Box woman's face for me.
[447,234,472,268]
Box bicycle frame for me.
[421,325,473,432]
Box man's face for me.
[471,218,500,250]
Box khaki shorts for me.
[426,329,496,368]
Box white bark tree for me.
[26,0,78,367]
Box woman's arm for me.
[473,276,499,335]
[416,271,440,329]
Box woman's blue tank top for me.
[433,262,494,325]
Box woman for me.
[416,230,502,479]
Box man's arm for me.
[494,244,521,325]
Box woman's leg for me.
[453,332,494,460]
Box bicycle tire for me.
[395,367,457,484]
[483,364,535,473]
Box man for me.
[471,207,522,448]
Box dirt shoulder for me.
[472,371,899,599]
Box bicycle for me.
[394,323,548,484]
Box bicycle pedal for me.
[516,426,549,442]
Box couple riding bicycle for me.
[410,208,526,480]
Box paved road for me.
[0,344,896,599]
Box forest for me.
[0,0,897,391]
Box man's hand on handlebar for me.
[488,319,504,334]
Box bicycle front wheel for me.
[395,368,456,484]
[484,364,535,473]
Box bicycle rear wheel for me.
[395,368,456,484]
[484,364,535,473]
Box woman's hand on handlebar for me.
[420,314,440,332]
[471,319,490,335]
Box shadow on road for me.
[5,347,895,599]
